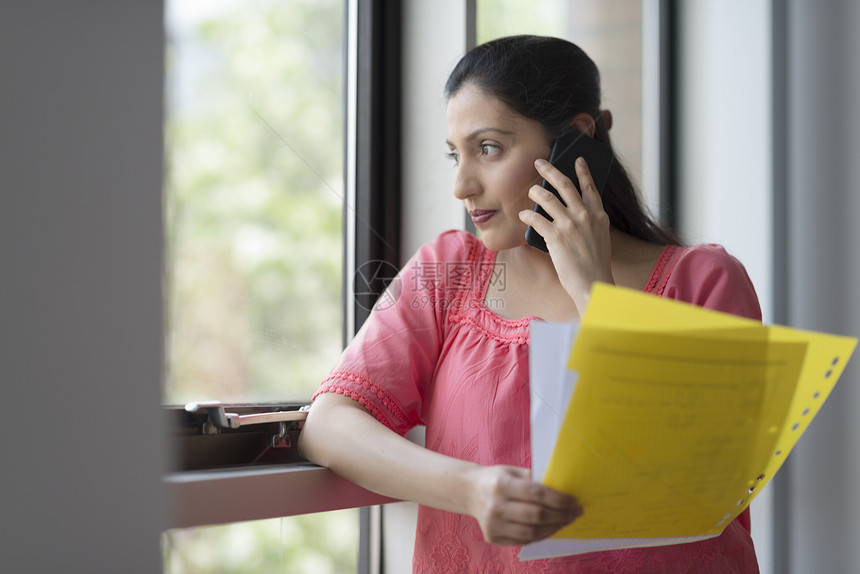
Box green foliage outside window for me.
[164,0,344,405]
[163,513,358,574]
[163,2,357,572]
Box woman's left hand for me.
[519,157,614,314]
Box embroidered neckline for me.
[476,252,540,327]
[444,236,535,344]
[644,244,689,296]
[644,244,676,293]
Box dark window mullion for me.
[349,2,403,574]
[352,0,402,332]
[770,0,790,572]
[659,0,679,231]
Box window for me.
[163,0,345,406]
[162,1,360,571]
[163,513,358,573]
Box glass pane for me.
[163,511,359,574]
[164,0,345,404]
[477,0,643,184]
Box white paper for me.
[528,321,580,482]
[519,533,718,560]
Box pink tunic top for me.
[315,230,761,573]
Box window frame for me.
[163,0,404,551]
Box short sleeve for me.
[661,244,762,321]
[313,230,477,436]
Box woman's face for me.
[446,83,552,252]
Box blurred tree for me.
[163,512,359,574]
[164,0,344,404]
[163,3,357,573]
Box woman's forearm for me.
[297,392,479,515]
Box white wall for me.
[400,1,471,260]
[677,3,775,569]
[0,3,165,572]
[786,1,860,572]
[677,0,773,321]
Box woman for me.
[299,35,760,573]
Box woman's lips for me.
[469,209,497,225]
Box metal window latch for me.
[185,401,310,448]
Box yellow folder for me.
[523,283,856,558]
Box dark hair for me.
[445,35,678,246]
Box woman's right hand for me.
[519,157,614,316]
[464,465,583,545]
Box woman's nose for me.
[452,162,480,201]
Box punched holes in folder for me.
[826,356,839,380]
[747,475,765,494]
[732,474,766,527]
[773,356,840,455]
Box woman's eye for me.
[481,143,500,156]
[446,151,460,166]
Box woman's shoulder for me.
[651,243,761,319]
[400,230,493,298]
[673,243,751,278]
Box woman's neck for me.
[487,229,666,322]
[491,245,578,322]
[606,228,668,292]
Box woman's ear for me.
[568,112,596,138]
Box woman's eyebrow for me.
[446,127,516,147]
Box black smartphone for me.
[525,130,614,253]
